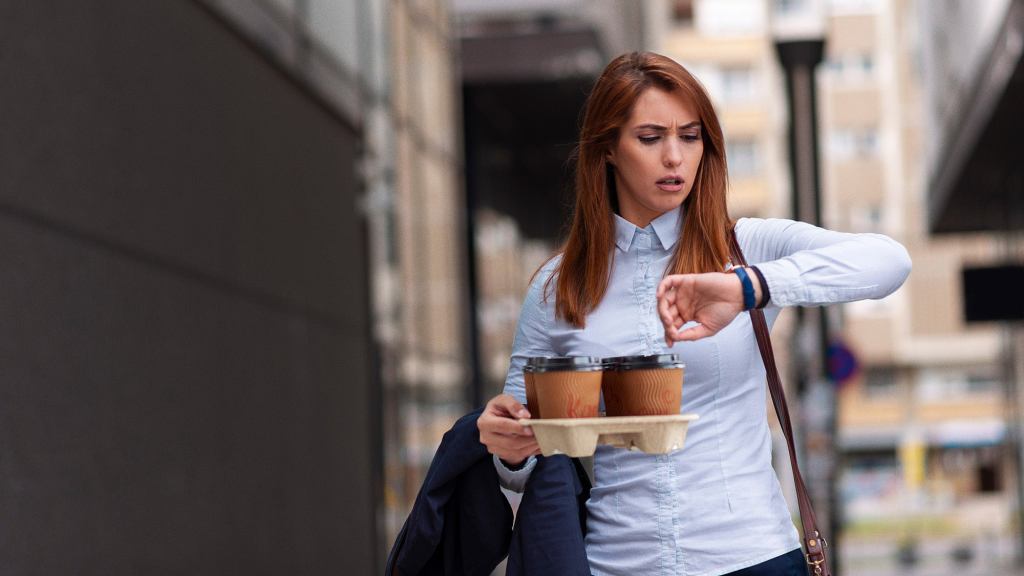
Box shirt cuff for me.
[753,258,807,307]
[493,454,537,493]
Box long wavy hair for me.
[549,51,732,328]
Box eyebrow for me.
[633,122,702,132]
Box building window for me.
[828,128,879,159]
[828,0,881,12]
[727,139,760,178]
[850,204,883,233]
[701,0,766,35]
[966,373,999,394]
[721,66,756,104]
[775,0,807,13]
[978,462,1001,493]
[825,53,876,84]
[864,367,898,398]
[917,367,1000,402]
[673,0,695,25]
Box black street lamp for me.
[775,28,842,572]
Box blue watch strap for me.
[749,265,771,308]
[733,266,756,311]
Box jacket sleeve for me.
[387,409,513,576]
[735,218,912,307]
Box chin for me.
[658,197,687,212]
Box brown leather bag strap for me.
[728,229,832,576]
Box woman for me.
[477,51,910,575]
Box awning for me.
[461,27,605,83]
[928,0,1024,233]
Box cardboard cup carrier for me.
[521,355,695,457]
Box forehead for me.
[626,87,700,126]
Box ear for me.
[605,149,616,166]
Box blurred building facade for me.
[2,0,467,573]
[201,3,472,570]
[1,0,383,573]
[372,1,471,565]
[916,0,1024,570]
[827,1,1016,563]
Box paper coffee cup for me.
[523,360,540,418]
[531,357,603,419]
[601,354,685,416]
[600,357,622,416]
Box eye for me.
[638,136,660,145]
[681,133,701,143]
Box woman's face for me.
[606,87,704,228]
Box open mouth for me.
[658,179,682,185]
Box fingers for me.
[659,275,692,346]
[656,274,682,298]
[486,393,531,420]
[657,286,676,328]
[672,323,714,342]
[482,412,535,437]
[491,434,541,463]
[479,423,540,464]
[480,396,534,436]
[478,394,539,462]
[658,283,683,336]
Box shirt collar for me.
[614,207,682,252]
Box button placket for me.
[635,230,654,354]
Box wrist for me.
[732,267,756,311]
[500,457,528,470]
[749,265,770,308]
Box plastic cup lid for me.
[603,354,685,371]
[526,356,603,372]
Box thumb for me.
[675,323,715,342]
[491,394,531,419]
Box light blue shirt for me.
[497,207,911,576]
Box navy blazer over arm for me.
[386,409,591,576]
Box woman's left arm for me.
[657,219,911,344]
[738,217,912,307]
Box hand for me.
[477,394,541,466]
[656,271,744,345]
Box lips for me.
[656,175,684,191]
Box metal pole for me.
[775,38,841,571]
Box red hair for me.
[550,51,732,328]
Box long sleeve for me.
[502,258,560,404]
[735,218,912,307]
[495,258,560,492]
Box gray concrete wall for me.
[0,1,374,574]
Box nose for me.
[663,138,682,167]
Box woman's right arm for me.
[478,259,559,491]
